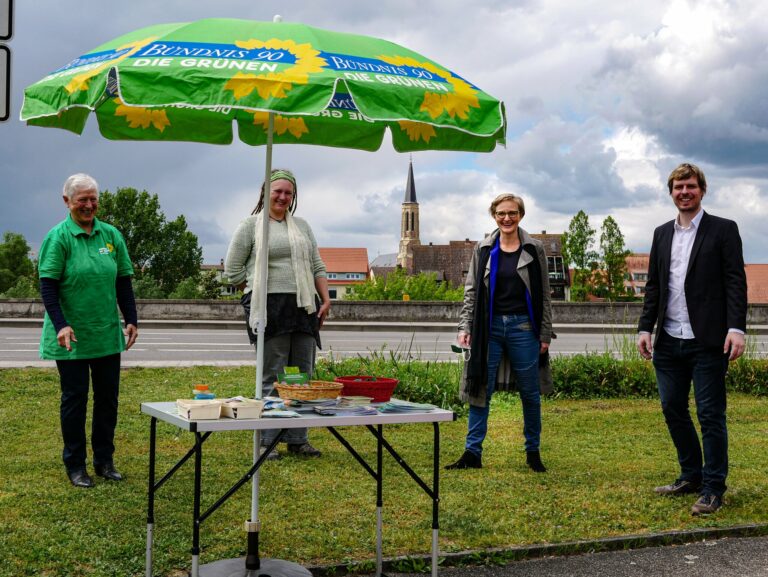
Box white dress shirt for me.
[662,209,704,339]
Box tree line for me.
[562,210,633,302]
[0,188,221,300]
[2,189,632,302]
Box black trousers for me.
[56,354,121,472]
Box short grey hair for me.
[62,173,99,199]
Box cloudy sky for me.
[2,0,768,264]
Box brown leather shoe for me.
[287,442,321,457]
[654,478,701,495]
[691,494,722,515]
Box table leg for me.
[191,431,203,577]
[146,417,156,577]
[376,424,383,577]
[432,422,440,577]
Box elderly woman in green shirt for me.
[225,169,331,460]
[39,173,138,488]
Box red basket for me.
[334,375,399,402]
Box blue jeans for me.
[653,331,729,496]
[466,314,541,456]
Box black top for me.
[493,247,527,314]
[40,276,138,333]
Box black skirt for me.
[241,292,321,348]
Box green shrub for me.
[316,350,767,413]
[550,353,657,399]
[727,356,768,395]
[315,348,465,413]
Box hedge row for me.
[314,352,768,413]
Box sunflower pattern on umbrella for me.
[22,18,505,152]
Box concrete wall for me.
[3,299,768,325]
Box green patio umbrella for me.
[21,17,505,152]
[21,17,506,577]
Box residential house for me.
[369,252,398,282]
[624,253,650,297]
[201,260,237,297]
[745,264,768,304]
[319,247,369,300]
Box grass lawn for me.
[1,366,766,577]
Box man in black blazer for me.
[637,163,747,516]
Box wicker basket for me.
[274,380,343,401]
[334,376,399,402]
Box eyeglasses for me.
[495,210,520,219]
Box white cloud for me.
[603,126,665,198]
[2,0,767,266]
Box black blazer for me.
[638,211,747,349]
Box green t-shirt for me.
[38,216,134,360]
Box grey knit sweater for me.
[224,215,327,294]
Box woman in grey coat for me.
[446,193,553,472]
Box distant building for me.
[409,233,568,299]
[411,239,475,287]
[743,264,768,304]
[318,247,369,300]
[534,232,568,300]
[201,260,236,297]
[370,252,398,282]
[396,159,420,270]
[624,253,650,297]
[621,255,768,303]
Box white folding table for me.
[141,401,455,577]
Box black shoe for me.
[94,463,124,481]
[526,450,547,473]
[654,478,702,495]
[445,450,482,470]
[691,493,723,516]
[68,469,94,488]
[287,442,321,457]
[260,446,282,461]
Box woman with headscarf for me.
[446,193,553,472]
[225,169,331,459]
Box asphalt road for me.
[0,326,677,368]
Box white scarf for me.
[249,211,317,332]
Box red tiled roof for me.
[745,264,768,304]
[626,253,649,271]
[318,247,369,274]
[621,256,768,304]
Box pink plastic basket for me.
[334,376,399,402]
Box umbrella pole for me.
[246,112,275,571]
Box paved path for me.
[382,534,768,577]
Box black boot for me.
[445,450,482,470]
[526,450,547,473]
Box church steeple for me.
[404,159,417,203]
[397,157,421,271]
